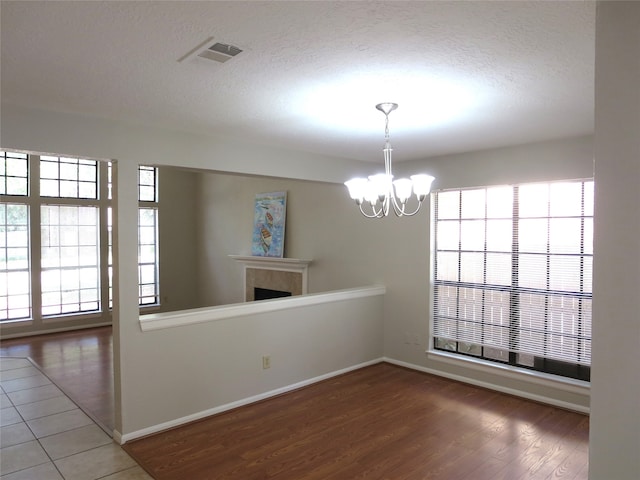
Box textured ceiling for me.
[0,1,595,163]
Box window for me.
[137,166,159,305]
[0,150,161,328]
[432,180,593,381]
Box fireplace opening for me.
[254,287,292,301]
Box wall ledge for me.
[139,285,386,332]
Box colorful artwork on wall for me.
[252,191,287,257]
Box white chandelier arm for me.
[358,201,385,218]
[390,195,424,217]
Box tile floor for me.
[0,357,152,480]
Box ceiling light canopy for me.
[345,103,435,218]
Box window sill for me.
[427,350,590,398]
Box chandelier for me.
[344,103,435,218]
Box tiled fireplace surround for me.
[230,256,311,302]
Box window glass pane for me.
[549,218,582,254]
[436,190,459,220]
[460,189,485,219]
[138,166,157,202]
[436,221,459,251]
[40,156,98,199]
[518,219,548,253]
[1,151,28,196]
[519,183,549,217]
[550,182,583,217]
[517,254,547,289]
[484,290,510,326]
[459,252,484,283]
[41,205,99,316]
[486,186,512,218]
[0,203,30,322]
[485,253,511,286]
[583,181,594,217]
[460,220,484,251]
[138,207,159,305]
[436,252,458,281]
[549,256,581,292]
[486,219,512,252]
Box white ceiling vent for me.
[179,37,243,64]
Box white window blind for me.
[433,180,593,380]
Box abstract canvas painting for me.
[252,191,287,257]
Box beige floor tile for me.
[54,443,137,480]
[0,358,32,371]
[0,439,50,475]
[0,461,64,480]
[0,366,41,382]
[0,406,22,427]
[7,384,64,406]
[40,424,112,460]
[26,408,93,438]
[1,393,12,408]
[15,395,77,421]
[99,465,154,480]
[0,421,35,448]
[0,373,51,393]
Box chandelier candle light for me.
[345,103,435,218]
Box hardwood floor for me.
[124,363,589,480]
[0,326,114,432]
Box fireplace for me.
[230,256,312,302]
[254,287,292,301]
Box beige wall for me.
[195,173,391,307]
[157,167,201,312]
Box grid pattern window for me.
[41,206,100,316]
[40,156,98,199]
[106,165,160,307]
[137,166,159,306]
[138,166,157,202]
[138,208,159,305]
[1,151,29,196]
[0,204,31,321]
[432,180,593,381]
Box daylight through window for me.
[432,180,593,381]
[0,150,160,327]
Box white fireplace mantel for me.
[229,255,313,301]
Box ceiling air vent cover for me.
[179,38,243,64]
[199,43,243,63]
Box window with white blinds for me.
[432,180,593,381]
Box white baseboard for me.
[383,357,590,414]
[119,357,384,444]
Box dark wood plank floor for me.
[0,326,114,432]
[124,363,589,480]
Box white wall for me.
[590,2,640,478]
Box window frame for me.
[430,179,593,382]
[1,150,161,331]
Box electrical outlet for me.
[262,355,271,369]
